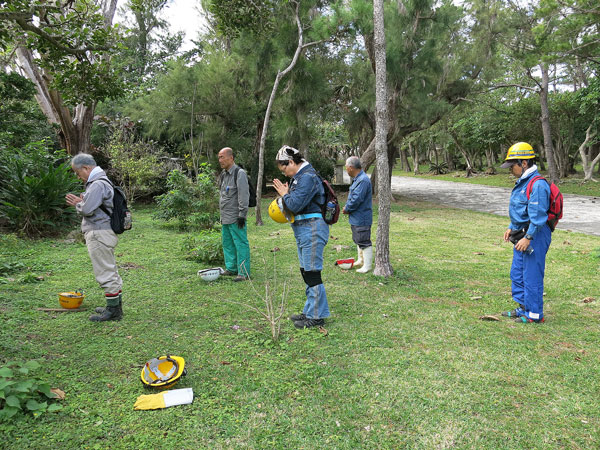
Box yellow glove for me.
[134,388,193,410]
[134,392,166,410]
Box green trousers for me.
[221,223,251,277]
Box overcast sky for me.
[116,0,207,52]
[160,0,207,51]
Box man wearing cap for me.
[218,147,251,282]
[501,142,552,323]
[342,156,373,273]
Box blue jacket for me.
[345,170,372,226]
[508,166,550,238]
[282,163,325,215]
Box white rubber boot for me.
[354,246,364,267]
[356,246,372,273]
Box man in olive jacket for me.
[218,147,251,281]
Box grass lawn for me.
[388,168,600,198]
[1,198,599,449]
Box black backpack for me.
[226,166,257,208]
[320,178,340,225]
[95,177,132,234]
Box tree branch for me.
[6,14,111,55]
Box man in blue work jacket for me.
[342,156,373,273]
[501,142,552,323]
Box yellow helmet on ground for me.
[141,355,186,389]
[268,197,294,223]
[501,142,535,168]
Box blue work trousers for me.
[292,217,330,319]
[510,224,552,320]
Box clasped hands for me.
[65,193,83,206]
[272,179,289,197]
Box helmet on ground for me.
[140,355,186,389]
[501,142,535,168]
[268,197,295,223]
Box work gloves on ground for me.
[237,217,246,229]
[134,388,194,410]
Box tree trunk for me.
[15,0,117,156]
[579,124,599,182]
[372,0,393,277]
[485,145,495,174]
[539,63,559,184]
[411,142,419,174]
[448,129,475,176]
[255,1,308,226]
[537,143,546,171]
[445,147,455,171]
[399,143,411,172]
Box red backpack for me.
[526,175,563,231]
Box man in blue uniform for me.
[342,156,373,273]
[501,142,552,323]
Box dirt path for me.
[386,176,600,236]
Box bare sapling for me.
[225,253,288,341]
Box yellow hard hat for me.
[268,197,294,223]
[501,142,535,168]
[141,355,186,389]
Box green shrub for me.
[0,260,26,276]
[101,130,169,203]
[307,148,335,181]
[0,360,63,420]
[153,165,220,231]
[428,161,448,175]
[183,230,224,265]
[0,141,79,237]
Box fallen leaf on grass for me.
[479,315,500,321]
[582,297,595,303]
[318,326,328,336]
[50,388,65,400]
[220,361,231,365]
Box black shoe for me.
[294,318,324,329]
[233,275,249,282]
[89,305,121,322]
[95,301,123,319]
[221,270,237,276]
[290,313,306,321]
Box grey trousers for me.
[84,230,123,295]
